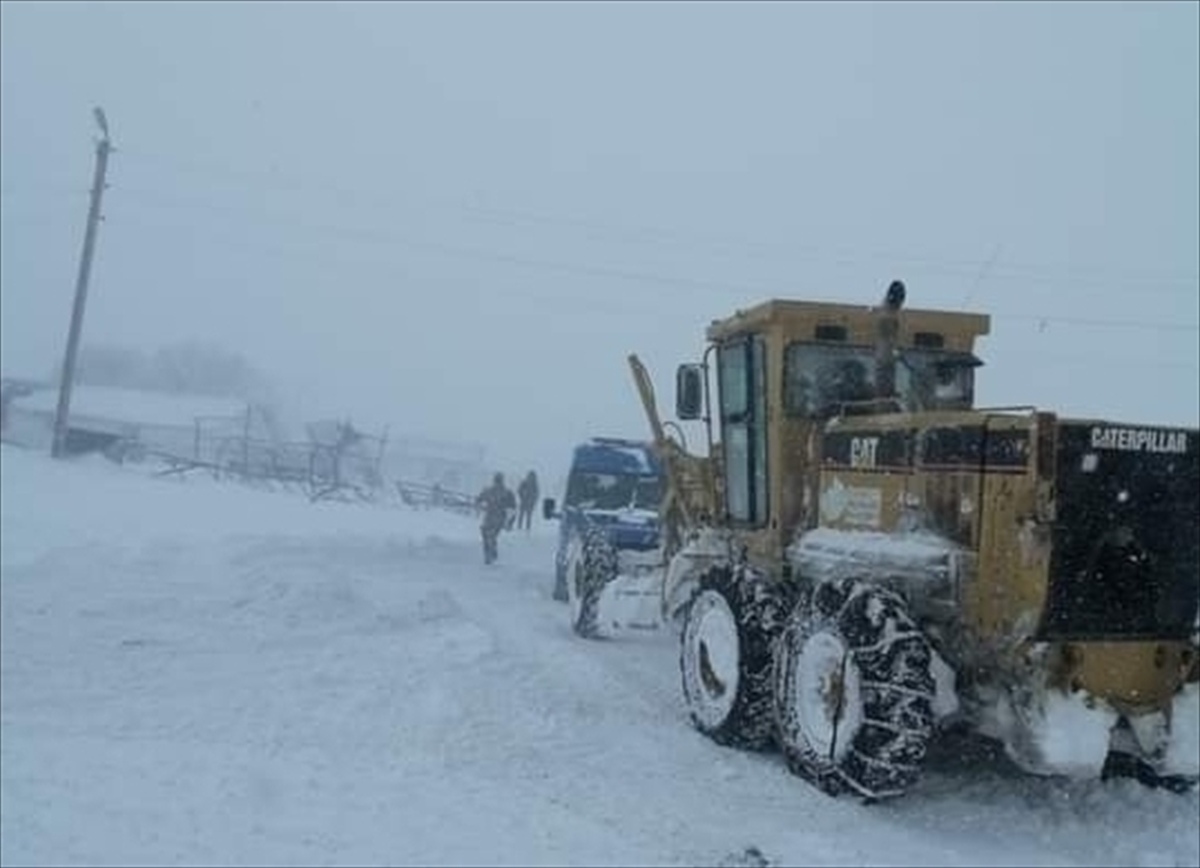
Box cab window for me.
[718,336,768,525]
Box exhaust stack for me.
[875,279,905,401]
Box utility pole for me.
[51,107,112,459]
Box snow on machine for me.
[565,280,1200,802]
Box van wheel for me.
[568,527,618,639]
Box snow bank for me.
[1164,682,1200,777]
[0,444,480,568]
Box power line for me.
[14,162,1195,302]
[106,189,1200,336]
[0,186,89,199]
[995,344,1199,374]
[961,243,1003,307]
[105,188,787,297]
[999,314,1199,333]
[107,146,1200,292]
[102,198,1200,337]
[103,211,663,324]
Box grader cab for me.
[562,280,1199,801]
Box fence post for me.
[242,405,251,478]
[375,425,389,492]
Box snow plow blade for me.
[592,569,667,635]
[566,528,669,639]
[570,529,730,640]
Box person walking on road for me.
[517,470,539,532]
[476,472,517,565]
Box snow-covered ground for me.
[2,444,1197,867]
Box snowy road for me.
[1,446,1197,867]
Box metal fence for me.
[1,399,486,514]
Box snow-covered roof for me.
[13,385,250,428]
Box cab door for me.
[717,335,769,529]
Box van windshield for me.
[564,472,662,511]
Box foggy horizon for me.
[2,0,1197,482]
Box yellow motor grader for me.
[562,280,1199,801]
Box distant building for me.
[2,380,490,494]
[1,382,269,459]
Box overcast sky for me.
[1,0,1197,481]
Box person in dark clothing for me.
[516,470,539,532]
[476,472,517,565]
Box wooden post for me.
[52,111,113,458]
[242,405,252,477]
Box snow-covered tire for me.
[773,577,936,802]
[568,526,619,639]
[680,565,795,751]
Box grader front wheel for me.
[679,566,795,751]
[773,578,937,802]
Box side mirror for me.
[542,497,558,520]
[675,364,704,421]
